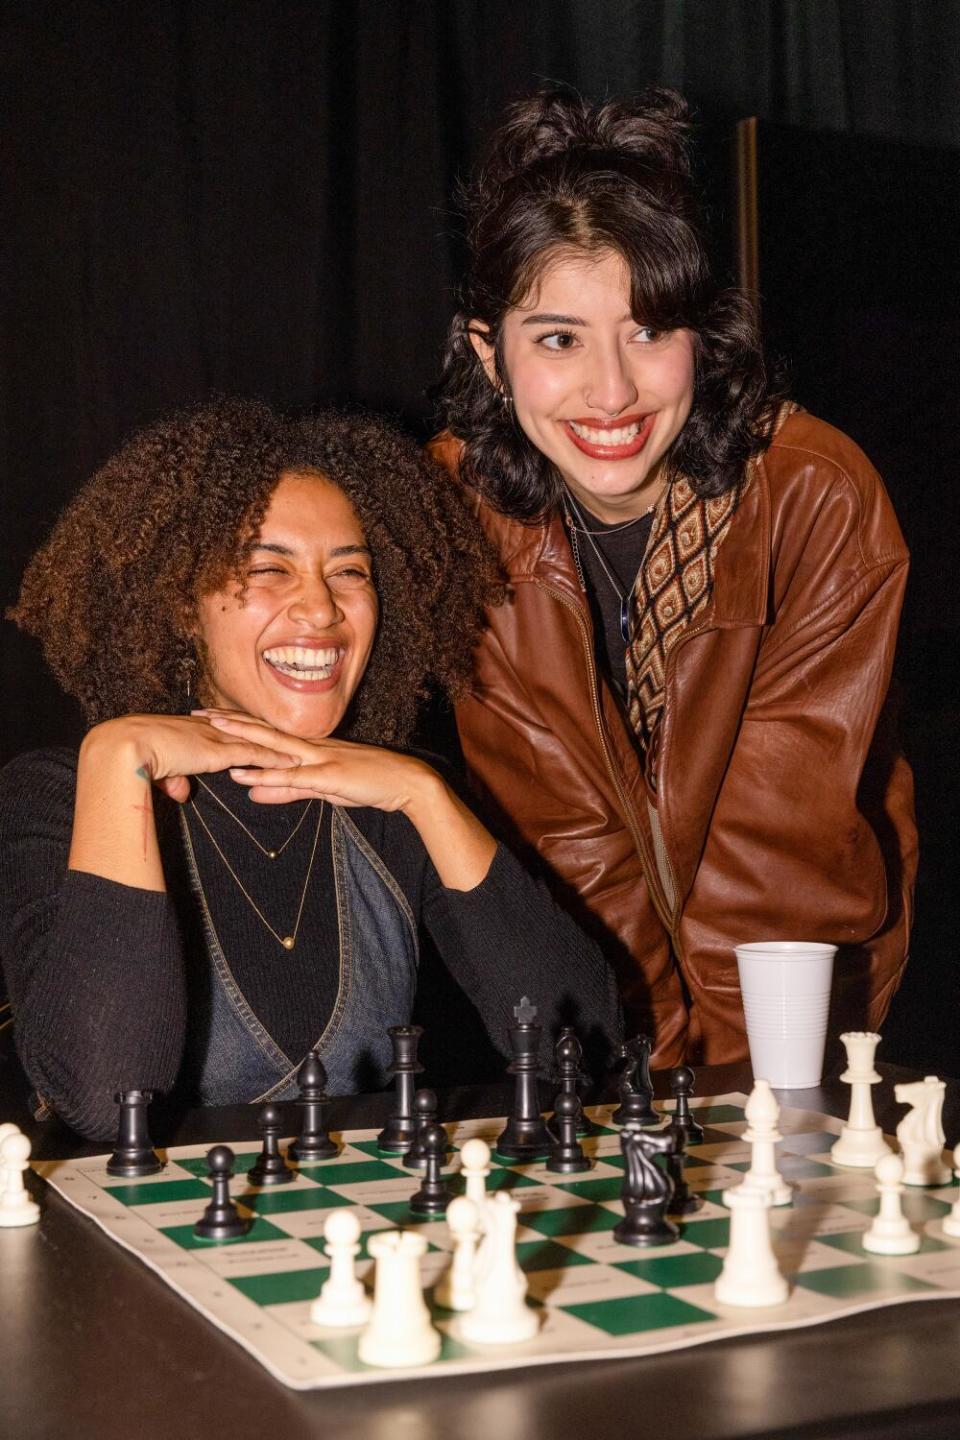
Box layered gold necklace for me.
[188,785,324,951]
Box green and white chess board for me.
[34,1094,960,1391]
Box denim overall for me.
[179,806,419,1103]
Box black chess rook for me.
[377,1024,424,1152]
[106,1089,163,1177]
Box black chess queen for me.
[1,398,621,1139]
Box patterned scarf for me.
[624,404,796,753]
[624,473,746,751]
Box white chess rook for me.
[895,1076,952,1186]
[862,1153,920,1254]
[0,1131,41,1228]
[309,1209,372,1328]
[831,1032,891,1168]
[723,1080,791,1207]
[940,1143,960,1240]
[459,1191,539,1345]
[358,1230,440,1368]
[714,1187,788,1308]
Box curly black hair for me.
[437,87,781,519]
[10,397,504,742]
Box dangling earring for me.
[178,649,197,708]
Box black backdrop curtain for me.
[2,1,959,1070]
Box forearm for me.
[70,721,166,891]
[402,766,497,891]
[11,871,188,1140]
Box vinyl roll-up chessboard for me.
[34,1095,960,1391]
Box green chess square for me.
[614,1250,725,1288]
[104,1177,212,1206]
[312,1160,409,1187]
[162,1215,289,1248]
[816,1228,952,1258]
[562,1290,716,1335]
[516,1237,595,1271]
[794,1261,938,1299]
[841,1192,952,1223]
[677,1215,730,1248]
[551,1175,624,1203]
[520,1203,620,1238]
[229,1266,329,1306]
[693,1105,746,1125]
[244,1185,355,1215]
[176,1152,260,1179]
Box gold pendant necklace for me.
[194,775,314,860]
[187,799,325,950]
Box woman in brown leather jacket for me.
[432,88,917,1067]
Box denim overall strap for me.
[178,805,419,1106]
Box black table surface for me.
[3,1040,960,1440]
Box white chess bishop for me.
[723,1080,791,1207]
[831,1032,892,1168]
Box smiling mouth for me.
[563,414,655,458]
[263,645,341,681]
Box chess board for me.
[34,1094,960,1391]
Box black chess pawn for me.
[665,1119,703,1216]
[409,1122,453,1215]
[106,1090,164,1177]
[613,1127,680,1248]
[403,1089,439,1171]
[288,1052,338,1163]
[669,1065,704,1144]
[495,997,553,1160]
[554,1027,599,1137]
[546,1091,591,1174]
[248,1103,295,1187]
[194,1146,252,1241]
[612,1037,658,1128]
[377,1025,424,1152]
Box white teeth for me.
[568,420,643,446]
[263,646,340,680]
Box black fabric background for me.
[2,1,958,1072]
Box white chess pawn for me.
[459,1137,492,1209]
[460,1191,539,1345]
[862,1152,920,1254]
[895,1076,952,1186]
[0,1123,21,1195]
[714,1186,789,1308]
[941,1144,960,1240]
[309,1209,372,1328]
[358,1230,441,1368]
[723,1080,791,1207]
[434,1195,481,1311]
[0,1131,41,1228]
[831,1032,892,1168]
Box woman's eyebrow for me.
[247,541,372,558]
[521,312,586,326]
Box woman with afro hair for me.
[1,398,620,1140]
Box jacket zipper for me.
[535,579,676,933]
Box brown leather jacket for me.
[430,410,918,1067]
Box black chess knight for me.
[614,1126,681,1247]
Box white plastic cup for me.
[734,941,837,1089]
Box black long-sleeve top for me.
[0,749,622,1140]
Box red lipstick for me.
[562,413,654,460]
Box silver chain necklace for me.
[564,492,656,642]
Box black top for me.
[0,748,622,1140]
[566,502,655,693]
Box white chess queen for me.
[1,401,621,1141]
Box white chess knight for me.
[722,1080,791,1207]
[358,1230,441,1367]
[434,1195,481,1311]
[309,1209,372,1328]
[0,1129,41,1227]
[714,1185,788,1308]
[942,1144,960,1240]
[459,1191,539,1345]
[894,1076,952,1186]
[862,1152,920,1255]
[831,1032,892,1168]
